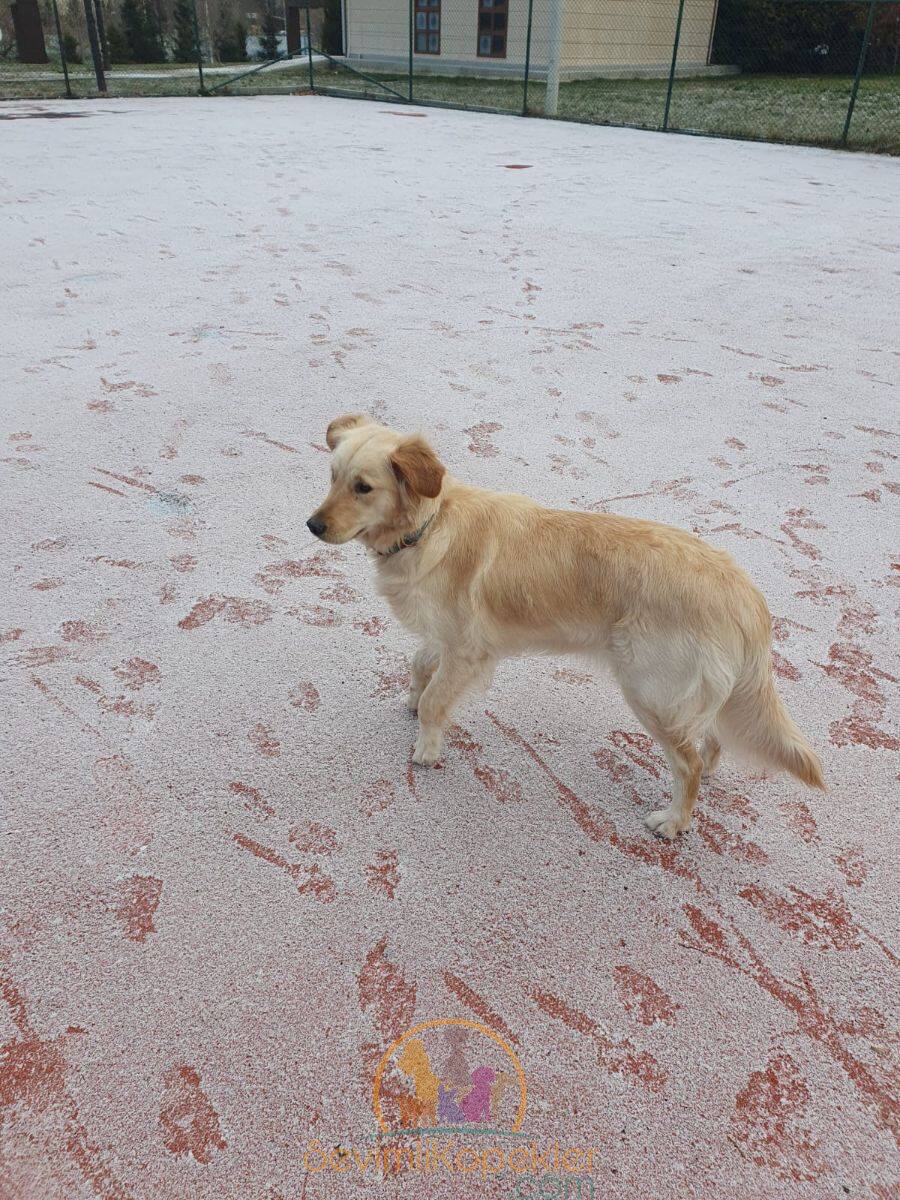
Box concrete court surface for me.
[1,95,897,1200]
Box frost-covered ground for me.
[1,96,897,1200]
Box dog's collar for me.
[376,513,435,558]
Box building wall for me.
[562,0,716,69]
[345,0,407,60]
[345,0,717,73]
[345,0,550,66]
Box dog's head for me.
[307,414,445,548]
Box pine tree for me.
[61,33,82,63]
[105,20,130,61]
[120,0,144,60]
[215,8,248,62]
[258,0,279,60]
[120,0,156,61]
[145,0,165,60]
[711,0,864,74]
[233,21,248,60]
[172,0,195,61]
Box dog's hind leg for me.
[628,704,703,840]
[700,731,722,777]
[615,681,707,839]
[413,653,494,766]
[610,621,733,836]
[408,643,440,713]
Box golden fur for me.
[308,415,824,838]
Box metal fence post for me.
[545,0,564,116]
[50,0,74,97]
[191,0,206,92]
[305,0,315,89]
[81,0,107,92]
[522,0,534,115]
[408,0,414,102]
[663,0,685,131]
[841,0,877,146]
[93,0,109,70]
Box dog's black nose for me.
[307,517,327,538]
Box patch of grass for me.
[2,58,897,153]
[201,61,315,96]
[0,58,301,100]
[311,65,900,153]
[665,73,900,152]
[0,60,199,99]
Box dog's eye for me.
[354,481,372,495]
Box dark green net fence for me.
[2,0,898,152]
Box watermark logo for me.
[302,1017,599,1189]
[373,1017,527,1135]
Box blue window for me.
[414,0,440,52]
[478,0,507,56]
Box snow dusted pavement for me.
[1,95,898,1200]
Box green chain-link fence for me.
[310,0,899,150]
[2,0,898,151]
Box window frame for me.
[476,0,508,58]
[414,0,441,55]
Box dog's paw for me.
[700,754,721,779]
[406,690,421,714]
[412,727,443,766]
[644,806,690,840]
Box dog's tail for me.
[717,643,825,790]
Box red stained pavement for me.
[1,96,897,1200]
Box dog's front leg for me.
[407,643,440,713]
[412,654,489,766]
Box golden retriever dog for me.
[307,414,824,839]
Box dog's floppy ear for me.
[390,435,445,499]
[325,412,369,451]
